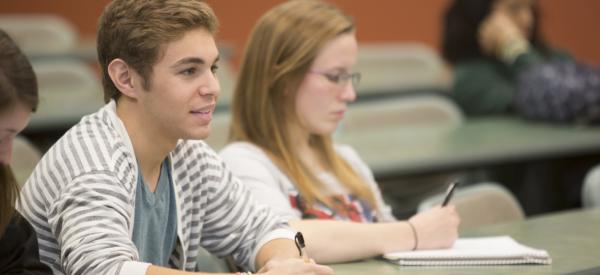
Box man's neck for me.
[116,99,175,191]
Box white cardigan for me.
[18,101,292,275]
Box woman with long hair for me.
[0,29,52,274]
[220,0,460,263]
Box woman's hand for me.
[257,258,334,275]
[408,205,460,250]
[478,10,526,58]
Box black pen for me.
[294,232,310,263]
[442,181,460,207]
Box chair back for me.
[341,94,463,134]
[582,165,600,208]
[0,15,76,56]
[356,42,450,96]
[418,183,525,230]
[28,60,104,130]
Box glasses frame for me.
[308,70,361,87]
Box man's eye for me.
[181,68,197,75]
[211,65,219,74]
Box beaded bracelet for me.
[407,221,418,251]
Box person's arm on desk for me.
[254,238,333,275]
[290,206,460,264]
[219,144,460,264]
[145,238,333,275]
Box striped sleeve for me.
[49,171,144,274]
[18,107,152,275]
[194,150,294,271]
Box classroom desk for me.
[331,208,600,274]
[335,116,600,178]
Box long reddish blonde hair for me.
[229,0,377,211]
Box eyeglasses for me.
[309,70,361,87]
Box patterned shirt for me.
[289,192,378,222]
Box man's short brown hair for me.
[97,0,219,103]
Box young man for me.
[17,1,332,275]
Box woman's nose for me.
[340,81,357,102]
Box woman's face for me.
[292,32,359,138]
[0,103,31,164]
[494,0,535,38]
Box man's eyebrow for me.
[171,57,206,68]
[171,55,221,68]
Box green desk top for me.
[331,208,600,274]
[336,117,600,177]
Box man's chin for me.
[183,130,211,141]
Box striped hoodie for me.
[18,101,293,275]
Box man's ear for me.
[107,58,140,99]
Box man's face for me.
[137,27,220,142]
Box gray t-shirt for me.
[132,159,177,266]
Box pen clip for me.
[294,232,305,256]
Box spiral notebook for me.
[383,236,551,266]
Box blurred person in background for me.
[442,0,600,215]
[442,0,571,116]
